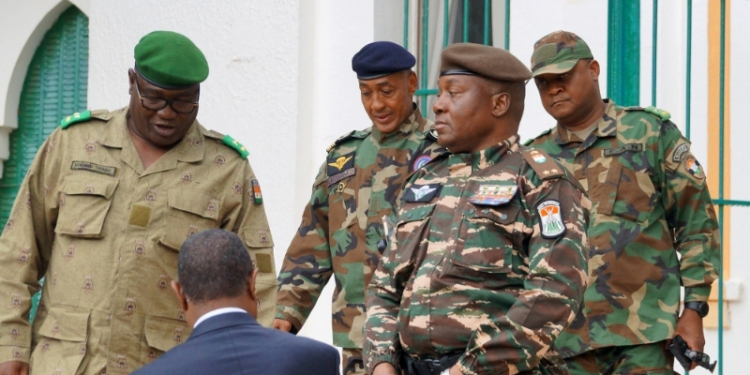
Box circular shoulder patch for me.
[536,200,565,239]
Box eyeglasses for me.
[134,77,199,114]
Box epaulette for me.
[625,106,671,121]
[521,148,565,180]
[220,134,249,159]
[523,128,553,146]
[326,129,371,153]
[60,110,110,129]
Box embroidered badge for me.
[603,143,644,157]
[215,154,226,165]
[174,327,184,343]
[232,182,243,195]
[537,200,566,239]
[158,275,169,291]
[70,161,117,177]
[10,294,21,309]
[124,298,137,316]
[684,156,705,179]
[412,155,432,171]
[251,179,263,205]
[9,327,19,340]
[326,152,356,187]
[82,276,94,293]
[403,184,441,202]
[672,143,689,163]
[470,184,518,206]
[17,248,30,264]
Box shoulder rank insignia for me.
[326,129,371,153]
[644,106,671,121]
[521,149,564,180]
[60,111,91,129]
[221,135,249,159]
[523,128,552,146]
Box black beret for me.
[352,41,416,80]
[440,43,531,82]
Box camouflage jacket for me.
[364,136,590,375]
[527,100,720,357]
[276,108,445,348]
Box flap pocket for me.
[167,188,220,220]
[468,204,520,225]
[396,204,436,224]
[243,226,274,248]
[37,307,89,341]
[62,178,118,199]
[144,315,191,352]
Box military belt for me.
[401,352,462,375]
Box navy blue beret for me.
[351,41,416,80]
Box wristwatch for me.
[684,301,709,318]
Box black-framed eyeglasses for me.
[134,77,199,114]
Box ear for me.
[491,92,511,118]
[589,60,600,81]
[171,280,189,311]
[247,269,259,302]
[128,68,136,95]
[407,71,418,96]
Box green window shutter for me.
[0,6,88,323]
[0,6,88,226]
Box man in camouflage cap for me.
[0,30,276,375]
[274,41,444,375]
[526,30,720,374]
[364,43,590,375]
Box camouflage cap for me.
[530,30,593,77]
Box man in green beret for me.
[0,30,276,375]
[364,43,590,375]
[526,30,719,374]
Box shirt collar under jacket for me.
[193,307,248,328]
[370,103,426,143]
[554,98,618,146]
[446,134,521,173]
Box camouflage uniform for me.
[364,135,590,375]
[527,100,720,368]
[276,108,444,372]
[0,108,277,374]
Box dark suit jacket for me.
[132,312,340,375]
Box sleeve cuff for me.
[685,286,711,303]
[0,346,29,364]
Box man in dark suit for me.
[133,229,340,375]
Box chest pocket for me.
[56,178,119,238]
[591,162,657,225]
[455,201,523,273]
[142,315,191,363]
[159,188,221,251]
[388,204,435,277]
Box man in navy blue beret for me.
[274,41,446,375]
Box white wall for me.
[0,0,89,177]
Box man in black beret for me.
[0,30,277,375]
[364,43,590,375]
[274,41,445,375]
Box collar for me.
[448,134,520,172]
[554,99,618,145]
[194,307,248,328]
[370,104,427,143]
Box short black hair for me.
[178,229,254,303]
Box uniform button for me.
[500,213,507,219]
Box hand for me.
[0,361,29,375]
[449,364,462,375]
[672,308,705,370]
[272,319,292,332]
[372,362,398,375]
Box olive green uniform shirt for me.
[0,108,277,374]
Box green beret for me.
[134,31,209,89]
[440,43,531,82]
